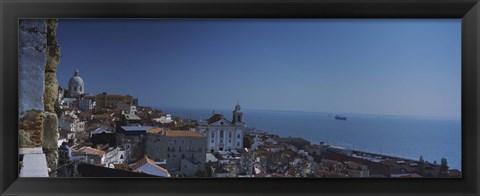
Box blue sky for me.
[56,19,461,119]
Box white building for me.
[128,156,170,177]
[153,114,173,124]
[78,98,94,111]
[68,69,84,96]
[59,113,79,132]
[72,147,106,166]
[196,103,246,152]
[116,101,137,114]
[76,121,85,132]
[72,146,126,167]
[59,97,77,109]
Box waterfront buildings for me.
[50,69,460,178]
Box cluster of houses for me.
[55,69,461,178]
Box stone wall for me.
[19,19,46,116]
[18,19,61,177]
[43,19,61,175]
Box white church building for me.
[68,69,84,96]
[196,103,246,153]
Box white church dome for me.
[68,69,84,96]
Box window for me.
[182,140,184,144]
[198,147,202,152]
[229,132,232,138]
[79,86,82,91]
[237,142,240,146]
[182,154,185,159]
[179,147,182,152]
[220,131,224,137]
[174,140,177,144]
[167,153,170,158]
[211,132,214,138]
[237,134,240,139]
[211,139,214,143]
[229,140,231,143]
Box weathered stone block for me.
[46,19,60,72]
[43,149,58,177]
[44,73,58,112]
[42,112,58,150]
[42,112,59,175]
[19,19,47,117]
[18,110,45,148]
[19,19,47,48]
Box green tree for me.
[418,155,425,176]
[243,135,253,148]
[195,170,207,177]
[440,157,449,177]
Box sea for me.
[157,107,462,170]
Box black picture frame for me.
[1,0,479,195]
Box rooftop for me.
[147,128,163,134]
[77,147,106,157]
[120,125,148,132]
[166,130,204,137]
[124,113,141,120]
[207,114,226,124]
[129,156,170,177]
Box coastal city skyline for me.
[18,19,461,178]
[56,19,460,119]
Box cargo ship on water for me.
[335,115,347,120]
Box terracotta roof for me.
[79,147,106,157]
[113,164,130,170]
[147,128,163,134]
[113,108,123,114]
[165,130,204,137]
[207,114,223,124]
[129,155,169,174]
[94,114,110,119]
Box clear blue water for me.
[158,107,461,170]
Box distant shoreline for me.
[155,106,460,121]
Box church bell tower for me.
[232,102,243,125]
